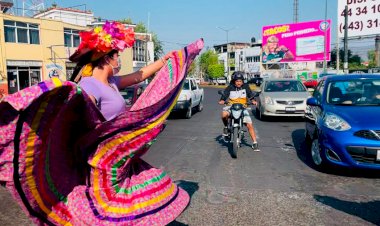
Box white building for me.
[133,33,154,71]
[236,45,261,79]
[88,21,155,72]
[34,5,154,72]
[33,5,94,27]
[216,41,262,80]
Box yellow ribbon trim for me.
[178,51,183,71]
[91,93,180,214]
[81,64,93,77]
[25,79,71,225]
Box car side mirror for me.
[306,97,319,106]
[253,91,261,97]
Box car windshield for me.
[264,81,306,92]
[327,79,380,106]
[183,80,190,90]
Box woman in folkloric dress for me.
[0,21,203,225]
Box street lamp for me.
[217,26,236,82]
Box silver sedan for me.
[255,79,310,120]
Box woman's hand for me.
[219,100,225,105]
[161,51,175,65]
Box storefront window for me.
[7,66,41,94]
[66,67,74,81]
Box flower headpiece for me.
[70,21,135,63]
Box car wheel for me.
[256,105,265,121]
[310,137,326,169]
[255,106,260,118]
[197,98,203,112]
[185,101,192,119]
[305,131,312,148]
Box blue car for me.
[305,74,380,170]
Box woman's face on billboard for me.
[268,41,278,52]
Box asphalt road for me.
[1,87,379,225]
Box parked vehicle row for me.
[209,77,227,85]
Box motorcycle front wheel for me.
[231,127,239,158]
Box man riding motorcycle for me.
[218,71,259,151]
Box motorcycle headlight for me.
[323,112,351,131]
[232,110,243,119]
[265,96,274,105]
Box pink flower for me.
[113,40,127,51]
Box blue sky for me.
[44,0,339,53]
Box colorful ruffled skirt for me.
[0,39,203,225]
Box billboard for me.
[338,0,380,38]
[262,20,331,64]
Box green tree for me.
[117,18,133,24]
[187,60,196,76]
[368,50,376,68]
[199,50,219,79]
[117,19,163,60]
[152,34,163,60]
[329,48,363,69]
[207,64,224,79]
[134,22,148,33]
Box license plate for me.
[285,107,296,112]
[377,150,380,161]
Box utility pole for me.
[375,35,380,67]
[336,28,340,73]
[293,0,299,23]
[217,26,236,82]
[322,0,328,74]
[343,5,349,74]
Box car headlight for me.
[265,96,274,105]
[178,94,188,101]
[323,112,351,131]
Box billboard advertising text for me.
[262,20,331,64]
[338,0,380,38]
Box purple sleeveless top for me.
[79,76,126,121]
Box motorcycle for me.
[218,90,246,158]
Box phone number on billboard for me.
[340,4,380,17]
[339,19,380,33]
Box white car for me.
[216,77,227,85]
[173,78,204,118]
[255,79,310,120]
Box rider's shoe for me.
[222,127,229,136]
[251,142,260,151]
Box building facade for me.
[0,13,133,98]
[132,33,154,71]
[33,5,94,27]
[214,42,252,80]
